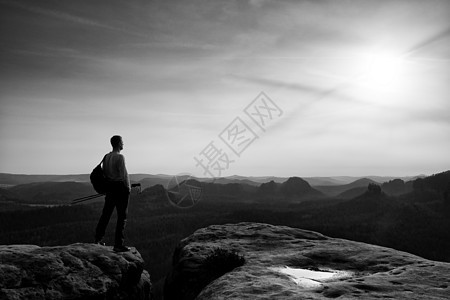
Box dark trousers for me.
[95,182,130,247]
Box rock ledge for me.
[0,243,151,300]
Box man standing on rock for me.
[95,135,131,252]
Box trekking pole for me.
[71,193,104,204]
[71,184,141,205]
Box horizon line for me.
[0,171,436,179]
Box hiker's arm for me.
[119,155,131,191]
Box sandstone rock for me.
[165,222,450,299]
[0,243,151,300]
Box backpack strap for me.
[99,154,108,167]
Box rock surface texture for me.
[165,222,450,299]
[0,243,151,300]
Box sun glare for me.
[357,51,406,89]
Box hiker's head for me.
[111,135,124,151]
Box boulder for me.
[0,243,151,300]
[165,222,450,299]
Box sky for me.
[0,0,449,177]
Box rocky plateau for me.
[165,222,450,299]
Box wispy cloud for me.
[0,0,147,38]
[231,74,356,103]
[249,0,271,8]
[404,27,450,56]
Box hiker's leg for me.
[95,193,115,242]
[114,186,130,247]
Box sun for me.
[357,51,406,89]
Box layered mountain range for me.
[0,171,433,205]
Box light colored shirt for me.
[103,152,130,190]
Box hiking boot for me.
[113,245,131,252]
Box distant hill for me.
[257,180,278,195]
[139,177,174,189]
[337,179,415,199]
[411,170,450,203]
[336,186,367,199]
[0,171,430,205]
[0,187,21,202]
[0,173,90,185]
[133,173,172,183]
[366,175,426,183]
[381,179,413,196]
[165,176,323,203]
[303,177,345,186]
[412,171,450,193]
[315,178,377,196]
[256,177,323,200]
[334,170,450,212]
[324,175,425,185]
[188,180,256,200]
[0,172,427,187]
[8,182,97,204]
[224,174,425,188]
[225,175,288,184]
[279,177,323,198]
[206,178,261,186]
[0,173,175,186]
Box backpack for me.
[90,155,108,194]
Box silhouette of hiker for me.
[95,135,131,252]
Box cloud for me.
[401,107,450,126]
[1,0,449,176]
[0,0,147,38]
[249,0,271,8]
[231,75,356,103]
[404,27,450,56]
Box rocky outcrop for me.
[0,243,151,300]
[165,222,450,299]
[382,179,412,196]
[256,177,323,199]
[280,177,318,197]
